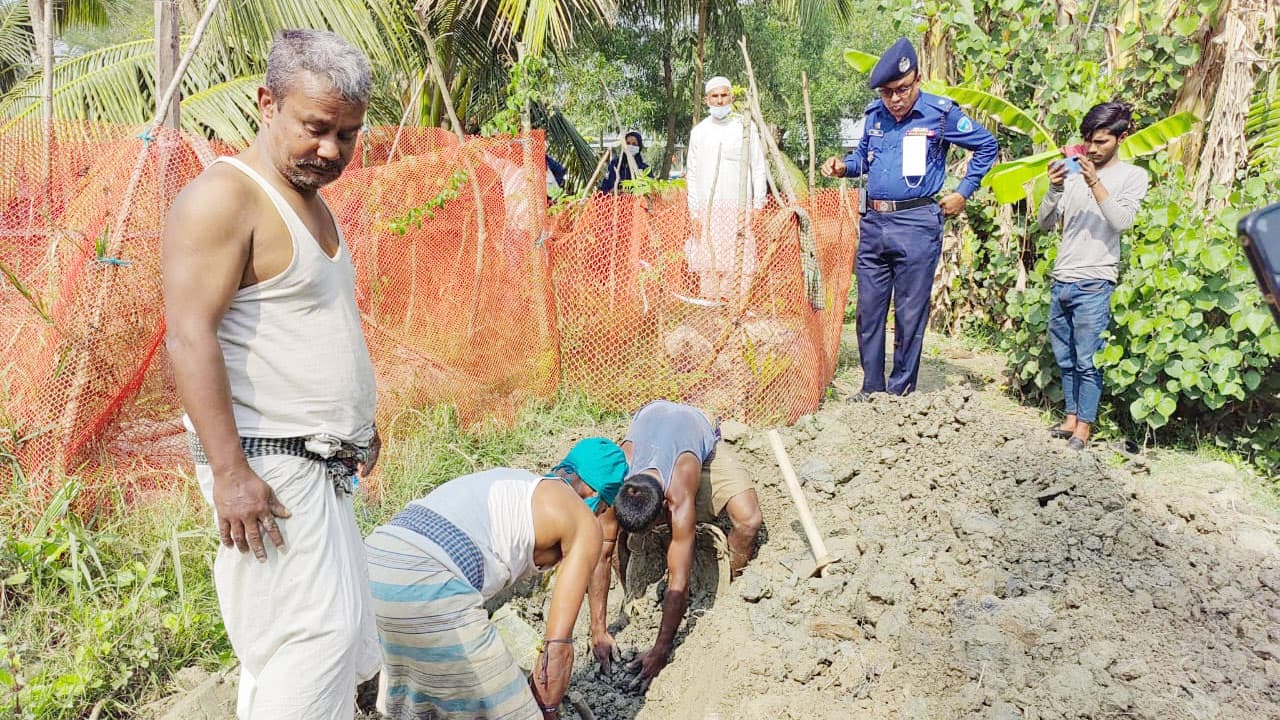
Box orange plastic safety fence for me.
[0,121,857,514]
[545,190,858,425]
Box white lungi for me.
[195,454,381,720]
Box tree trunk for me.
[1167,0,1229,173]
[920,11,952,84]
[661,37,676,180]
[155,0,181,129]
[1189,0,1276,208]
[28,0,53,183]
[692,0,708,125]
[28,0,52,219]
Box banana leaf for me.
[1117,111,1198,160]
[842,50,878,74]
[982,148,1063,204]
[922,81,1053,146]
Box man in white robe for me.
[684,76,768,302]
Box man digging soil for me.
[589,400,763,690]
[365,438,629,719]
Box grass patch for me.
[1,391,621,718]
[1,477,227,720]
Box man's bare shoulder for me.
[166,160,258,238]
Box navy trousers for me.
[855,204,943,395]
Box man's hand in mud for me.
[592,632,620,676]
[626,644,670,690]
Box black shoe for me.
[1067,436,1086,451]
[1048,427,1073,440]
[847,391,874,403]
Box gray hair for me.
[265,29,372,106]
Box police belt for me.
[188,433,363,495]
[867,197,936,213]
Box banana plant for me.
[1246,91,1280,172]
[841,48,1199,203]
[982,112,1199,203]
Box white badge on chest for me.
[903,133,928,178]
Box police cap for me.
[869,37,918,89]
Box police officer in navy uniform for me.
[823,38,998,399]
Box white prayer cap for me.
[704,76,732,94]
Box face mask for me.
[708,104,732,120]
[624,145,640,156]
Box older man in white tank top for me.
[162,30,379,720]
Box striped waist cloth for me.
[187,434,362,495]
[388,504,486,592]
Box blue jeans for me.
[1048,279,1114,424]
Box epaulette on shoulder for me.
[864,99,880,114]
[934,95,953,110]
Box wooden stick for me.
[581,146,612,196]
[599,78,642,184]
[802,71,816,199]
[53,0,223,474]
[767,429,832,567]
[565,691,596,720]
[149,0,222,130]
[388,70,430,164]
[416,19,489,333]
[739,37,798,206]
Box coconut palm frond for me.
[0,2,34,92]
[205,0,426,83]
[0,39,154,134]
[778,0,857,28]
[434,0,614,56]
[53,0,127,32]
[541,104,596,184]
[179,75,261,145]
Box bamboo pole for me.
[802,71,816,199]
[738,37,798,206]
[417,20,490,333]
[388,70,430,164]
[600,79,642,188]
[53,0,223,475]
[739,37,824,311]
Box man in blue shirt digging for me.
[823,37,998,399]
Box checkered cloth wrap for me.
[388,504,486,592]
[188,434,364,495]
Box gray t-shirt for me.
[623,400,718,490]
[1037,160,1149,282]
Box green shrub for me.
[991,162,1280,475]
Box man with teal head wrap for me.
[550,436,628,513]
[365,438,628,719]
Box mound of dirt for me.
[144,371,1279,720]
[553,385,1280,719]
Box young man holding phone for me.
[1038,102,1150,449]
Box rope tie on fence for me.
[781,205,824,311]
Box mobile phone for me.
[1062,157,1081,175]
[1239,202,1280,325]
